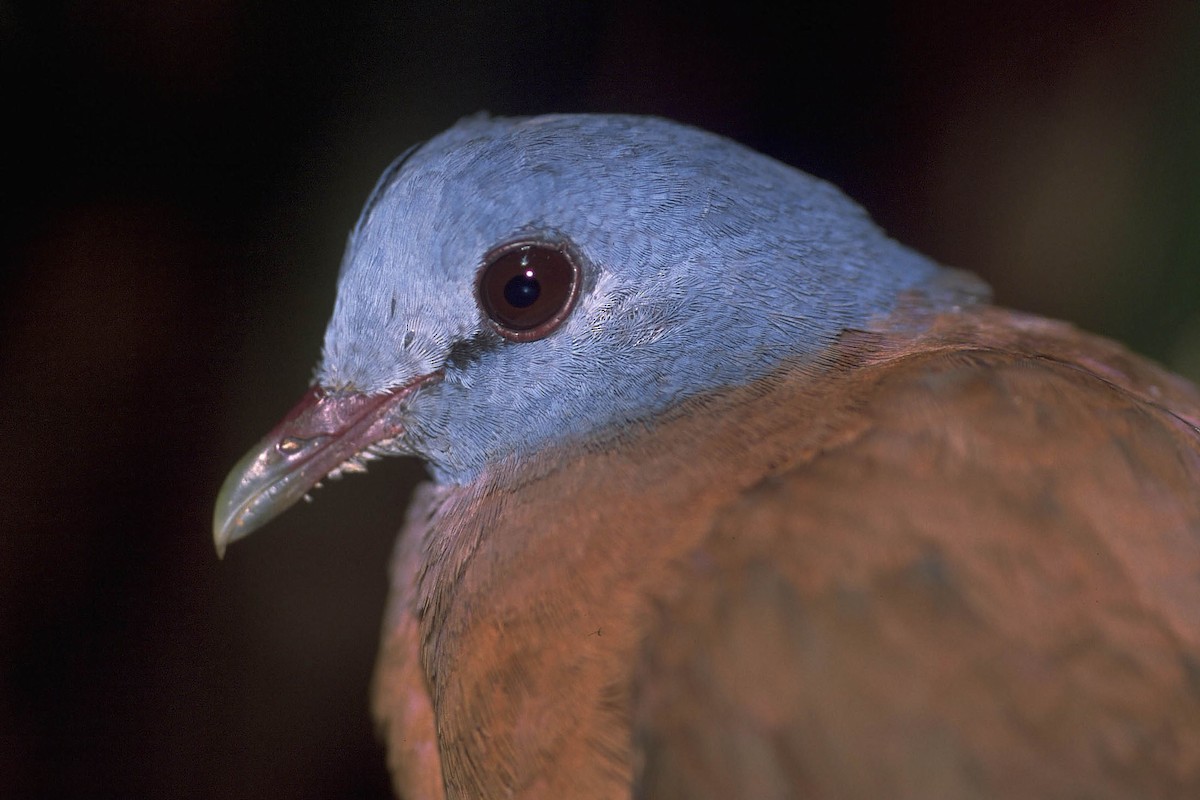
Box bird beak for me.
[212,375,438,557]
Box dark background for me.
[3,2,1198,798]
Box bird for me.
[213,113,1200,799]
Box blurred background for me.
[3,1,1198,797]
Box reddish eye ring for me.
[476,241,582,342]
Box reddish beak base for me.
[212,374,438,556]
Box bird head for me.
[213,113,980,555]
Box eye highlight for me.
[477,241,581,342]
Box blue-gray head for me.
[214,113,985,554]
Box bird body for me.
[215,114,1200,798]
[375,306,1200,798]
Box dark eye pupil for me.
[503,273,540,308]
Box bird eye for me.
[477,241,581,341]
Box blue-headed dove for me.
[215,114,1200,799]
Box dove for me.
[214,114,1200,799]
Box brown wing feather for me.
[635,319,1200,799]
